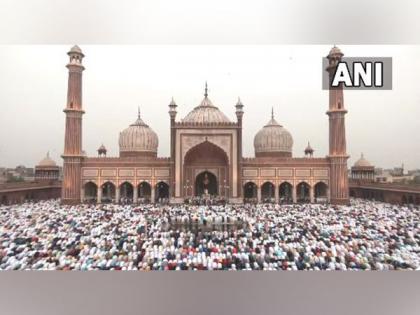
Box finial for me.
[236,97,243,106]
[138,106,141,119]
[271,107,274,119]
[169,97,177,107]
[204,81,208,98]
[361,152,364,158]
[47,151,50,158]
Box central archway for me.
[183,141,229,198]
[195,171,218,196]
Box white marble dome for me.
[182,86,231,124]
[38,152,57,167]
[254,110,293,156]
[119,111,158,156]
[354,153,372,167]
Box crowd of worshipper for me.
[0,198,419,271]
[184,195,226,206]
[116,197,170,206]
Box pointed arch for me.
[84,181,97,202]
[184,140,229,166]
[314,181,328,203]
[296,181,310,203]
[120,181,134,203]
[156,181,169,202]
[243,181,258,202]
[183,139,230,165]
[101,181,116,203]
[279,181,293,204]
[138,181,151,202]
[261,181,275,203]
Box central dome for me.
[254,109,293,158]
[182,84,231,124]
[119,109,159,158]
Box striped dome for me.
[119,110,158,156]
[182,84,231,124]
[182,96,231,124]
[254,110,293,156]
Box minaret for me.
[61,45,85,204]
[168,97,177,199]
[326,46,349,205]
[235,97,244,198]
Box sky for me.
[0,45,419,170]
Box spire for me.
[236,97,243,106]
[235,97,244,122]
[169,97,176,106]
[46,151,50,158]
[198,82,214,107]
[265,107,280,126]
[169,97,177,120]
[131,107,147,126]
[361,152,364,159]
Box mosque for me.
[61,46,350,205]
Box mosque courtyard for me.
[0,199,418,270]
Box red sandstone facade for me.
[61,46,350,205]
[349,180,420,205]
[0,181,61,205]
